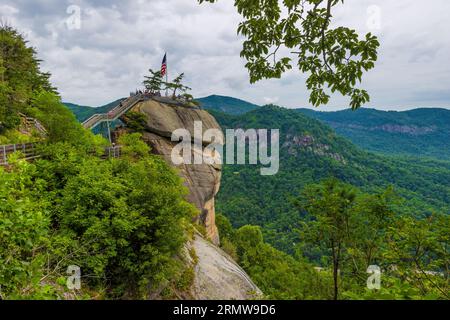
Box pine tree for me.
[166,73,191,99]
[143,68,163,94]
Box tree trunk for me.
[331,241,338,300]
[333,261,339,300]
[332,241,341,300]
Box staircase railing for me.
[82,94,146,130]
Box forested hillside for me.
[65,96,450,300]
[299,107,450,159]
[210,106,450,253]
[209,105,449,299]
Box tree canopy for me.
[198,0,379,109]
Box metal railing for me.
[0,143,38,165]
[102,145,122,159]
[82,94,146,130]
[18,113,48,135]
[0,142,122,166]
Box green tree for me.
[28,91,91,145]
[0,158,54,299]
[0,25,56,132]
[181,93,200,106]
[234,225,264,258]
[198,0,379,109]
[296,178,357,300]
[384,214,450,299]
[345,187,398,281]
[165,73,191,99]
[46,134,197,297]
[143,69,163,94]
[120,112,147,133]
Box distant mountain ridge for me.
[195,96,450,160]
[196,95,260,115]
[298,107,450,159]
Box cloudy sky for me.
[1,0,450,111]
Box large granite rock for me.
[130,99,223,244]
[187,234,262,300]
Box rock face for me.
[130,99,223,244]
[186,234,262,300]
[283,134,347,164]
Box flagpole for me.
[165,53,168,98]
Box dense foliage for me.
[217,179,449,300]
[210,106,450,254]
[0,26,55,133]
[0,134,196,299]
[0,26,197,299]
[0,25,96,146]
[216,214,334,299]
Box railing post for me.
[2,145,6,165]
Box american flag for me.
[161,53,167,77]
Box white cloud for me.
[1,0,450,110]
[263,97,279,104]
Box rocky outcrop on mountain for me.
[128,98,223,245]
[374,124,436,135]
[327,122,437,136]
[283,134,347,164]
